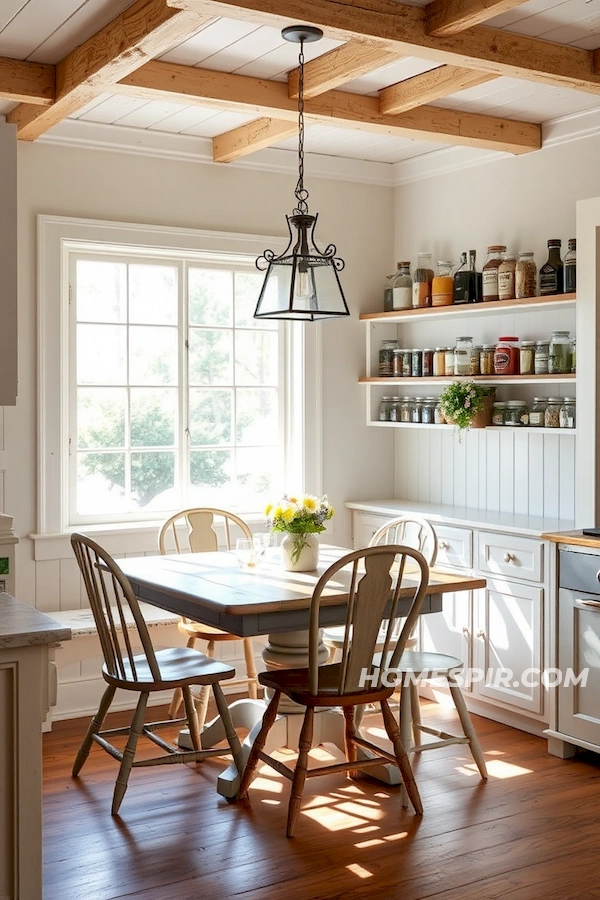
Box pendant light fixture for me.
[253,25,349,322]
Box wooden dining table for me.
[118,544,486,797]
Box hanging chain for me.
[294,38,309,215]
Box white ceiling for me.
[2,0,600,168]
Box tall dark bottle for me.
[539,239,564,296]
[564,238,576,293]
[453,249,482,303]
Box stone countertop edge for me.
[0,592,72,648]
[541,530,600,549]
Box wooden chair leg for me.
[343,705,359,779]
[195,639,215,732]
[380,698,423,816]
[287,707,314,838]
[242,637,258,700]
[169,634,198,719]
[237,691,282,799]
[112,692,148,816]
[409,680,422,748]
[448,675,488,780]
[72,684,116,776]
[182,685,201,752]
[212,681,245,777]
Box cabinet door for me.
[351,513,390,549]
[558,590,600,745]
[474,578,544,714]
[419,591,473,691]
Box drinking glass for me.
[235,538,259,570]
[252,532,273,563]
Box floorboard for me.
[42,699,600,900]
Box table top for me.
[118,546,486,638]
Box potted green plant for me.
[439,381,496,434]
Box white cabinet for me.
[360,293,576,432]
[348,504,550,730]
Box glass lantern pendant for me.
[253,26,349,322]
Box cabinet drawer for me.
[435,525,472,570]
[352,513,390,550]
[477,532,544,583]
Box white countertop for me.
[346,499,576,538]
[0,593,72,648]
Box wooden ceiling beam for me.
[288,41,402,99]
[425,0,531,37]
[118,61,541,155]
[6,0,212,141]
[213,117,297,162]
[0,57,55,106]
[167,0,600,96]
[380,64,496,115]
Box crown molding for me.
[34,118,395,187]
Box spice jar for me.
[519,341,536,376]
[470,345,482,376]
[412,252,434,308]
[388,397,401,422]
[410,398,422,423]
[401,348,412,377]
[411,348,423,377]
[498,253,516,301]
[515,252,537,299]
[379,340,398,376]
[480,345,496,376]
[544,397,562,428]
[392,348,404,378]
[454,336,473,376]
[445,346,455,374]
[559,397,576,429]
[504,400,529,426]
[379,396,394,421]
[494,336,520,375]
[422,348,434,377]
[548,330,571,374]
[534,340,550,375]
[529,398,547,427]
[431,261,454,306]
[400,397,412,423]
[421,397,437,424]
[492,402,506,426]
[433,347,446,377]
[482,245,507,302]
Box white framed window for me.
[37,216,322,534]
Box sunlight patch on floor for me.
[479,759,533,778]
[346,863,375,878]
[302,805,372,831]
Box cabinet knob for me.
[439,540,449,550]
[504,552,516,563]
[462,627,470,638]
[476,629,486,639]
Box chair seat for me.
[259,663,396,708]
[322,624,418,652]
[178,620,241,641]
[103,646,236,691]
[374,649,464,677]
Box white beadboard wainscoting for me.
[394,428,576,522]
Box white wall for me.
[390,135,600,520]
[8,137,395,608]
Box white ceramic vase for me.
[280,532,319,572]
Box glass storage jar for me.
[494,336,520,375]
[559,398,576,429]
[380,341,398,376]
[392,348,404,378]
[504,400,529,426]
[433,348,446,377]
[482,245,507,301]
[519,341,536,376]
[445,346,455,374]
[421,397,437,424]
[379,396,394,421]
[498,253,516,301]
[544,397,562,428]
[480,345,496,376]
[529,397,547,427]
[534,340,550,375]
[410,398,422,423]
[431,261,454,306]
[454,336,473,376]
[411,349,423,377]
[470,345,482,375]
[412,252,434,308]
[515,252,537,299]
[434,401,445,424]
[392,261,413,309]
[571,338,576,373]
[399,397,412,423]
[491,402,506,426]
[548,330,571,374]
[422,348,434,377]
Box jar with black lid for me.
[379,340,398,376]
[379,396,394,421]
[559,398,576,429]
[539,240,564,296]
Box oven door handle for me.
[575,599,600,610]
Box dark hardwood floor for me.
[43,699,600,900]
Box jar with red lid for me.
[494,336,520,375]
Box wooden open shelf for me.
[360,292,576,323]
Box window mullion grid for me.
[181,260,190,505]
